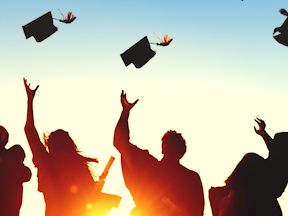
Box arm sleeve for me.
[261,130,274,153]
[24,98,48,167]
[113,109,135,166]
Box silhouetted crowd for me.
[0,79,287,216]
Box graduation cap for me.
[120,36,156,68]
[273,8,288,46]
[22,11,58,42]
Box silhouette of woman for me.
[23,78,99,216]
[209,118,287,216]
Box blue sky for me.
[1,0,287,81]
[1,1,288,216]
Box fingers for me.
[256,117,264,123]
[132,99,139,107]
[254,118,264,126]
[254,118,260,124]
[23,78,31,88]
[254,119,260,126]
[121,90,127,100]
[23,78,39,94]
[34,85,39,92]
[23,78,28,88]
[254,118,261,131]
[256,117,262,122]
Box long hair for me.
[43,129,98,176]
[42,129,98,215]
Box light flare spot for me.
[86,203,93,210]
[70,185,78,193]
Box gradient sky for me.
[1,1,288,216]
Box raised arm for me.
[113,90,138,153]
[23,78,47,160]
[254,118,273,152]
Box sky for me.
[1,0,288,215]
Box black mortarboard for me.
[22,11,58,42]
[120,36,156,68]
[274,9,288,46]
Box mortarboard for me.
[22,11,58,42]
[120,36,156,68]
[273,8,288,46]
[273,25,288,46]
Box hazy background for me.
[1,0,288,215]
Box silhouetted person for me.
[209,118,287,216]
[113,90,204,216]
[0,126,31,216]
[23,78,103,216]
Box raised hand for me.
[120,90,139,112]
[254,118,266,136]
[23,78,39,101]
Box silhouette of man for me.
[113,91,204,216]
[209,118,287,216]
[0,126,32,216]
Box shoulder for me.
[130,143,157,159]
[180,165,202,180]
[121,143,159,168]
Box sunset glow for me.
[1,0,288,216]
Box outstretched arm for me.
[23,78,47,161]
[254,118,273,152]
[113,90,139,154]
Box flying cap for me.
[22,11,58,42]
[120,36,156,68]
[273,9,288,46]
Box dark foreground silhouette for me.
[0,126,31,216]
[209,118,288,216]
[23,78,120,216]
[113,90,204,216]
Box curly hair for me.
[161,130,186,160]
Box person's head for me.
[161,130,186,161]
[268,132,288,197]
[271,132,288,158]
[44,129,79,158]
[7,144,26,163]
[0,125,9,149]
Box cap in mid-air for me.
[120,36,156,69]
[273,8,288,46]
[22,11,58,42]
